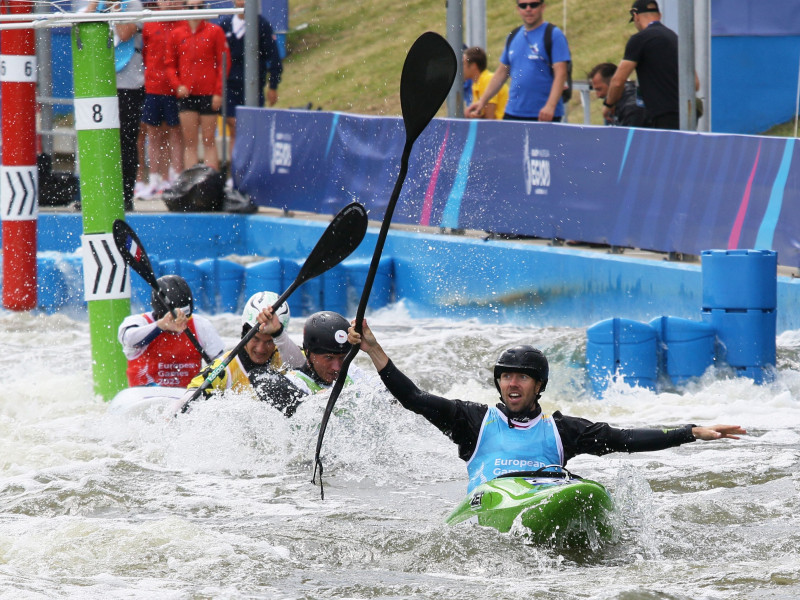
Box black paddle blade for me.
[294,202,369,285]
[112,219,158,288]
[400,32,457,145]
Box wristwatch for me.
[602,100,615,108]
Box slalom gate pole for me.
[72,20,130,400]
[1,0,37,311]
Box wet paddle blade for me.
[293,202,369,287]
[400,32,458,145]
[112,219,158,289]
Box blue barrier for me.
[649,316,716,385]
[586,318,658,396]
[234,109,800,269]
[701,249,777,383]
[198,258,245,314]
[243,258,282,305]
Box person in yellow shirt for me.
[463,46,508,120]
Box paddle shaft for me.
[312,33,456,497]
[312,142,411,497]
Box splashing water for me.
[1,304,799,598]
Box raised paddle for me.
[113,218,214,364]
[312,32,457,498]
[177,201,369,413]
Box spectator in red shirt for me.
[140,0,184,198]
[165,0,231,170]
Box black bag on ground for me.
[37,154,80,207]
[162,164,225,212]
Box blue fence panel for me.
[234,109,800,268]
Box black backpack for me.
[506,23,573,103]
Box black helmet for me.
[493,345,549,393]
[151,275,193,320]
[303,311,352,355]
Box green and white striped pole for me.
[72,21,130,400]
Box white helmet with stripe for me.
[241,291,290,334]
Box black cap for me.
[630,0,659,22]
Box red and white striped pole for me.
[1,0,37,310]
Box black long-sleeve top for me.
[378,359,696,464]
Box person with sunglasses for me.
[466,0,570,122]
[603,0,698,130]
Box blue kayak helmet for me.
[303,311,352,355]
[151,275,193,320]
[493,345,549,394]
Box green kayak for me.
[445,466,614,547]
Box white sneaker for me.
[134,181,154,199]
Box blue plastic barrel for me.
[321,263,349,315]
[197,258,244,314]
[343,257,394,310]
[586,318,658,396]
[243,258,282,303]
[649,316,716,385]
[282,257,320,316]
[702,250,777,310]
[701,249,776,383]
[702,309,776,382]
[159,259,207,313]
[37,256,68,314]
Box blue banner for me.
[233,108,800,268]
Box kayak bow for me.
[445,466,614,547]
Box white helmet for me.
[241,291,291,332]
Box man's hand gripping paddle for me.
[312,32,457,498]
[113,219,214,364]
[175,201,369,413]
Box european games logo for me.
[270,120,293,175]
[523,131,550,196]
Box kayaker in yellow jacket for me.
[169,291,305,415]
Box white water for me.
[2,304,800,599]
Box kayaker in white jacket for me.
[348,319,747,493]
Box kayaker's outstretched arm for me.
[554,412,747,463]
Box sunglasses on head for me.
[518,2,542,9]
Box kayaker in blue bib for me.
[349,320,746,492]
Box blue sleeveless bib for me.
[466,406,563,493]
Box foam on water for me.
[2,306,800,598]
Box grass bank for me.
[278,0,631,124]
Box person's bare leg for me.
[180,110,200,167]
[199,114,219,169]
